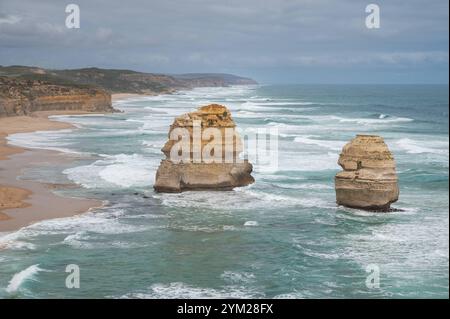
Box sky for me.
[0,0,448,84]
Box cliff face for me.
[335,135,399,211]
[172,73,258,87]
[0,66,258,95]
[0,77,114,117]
[51,68,179,94]
[53,70,258,93]
[154,104,254,192]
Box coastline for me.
[0,90,222,230]
[0,111,106,233]
[111,93,151,101]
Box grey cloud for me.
[0,14,21,24]
[0,0,448,83]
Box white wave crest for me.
[293,136,345,151]
[64,153,155,189]
[395,138,449,155]
[6,264,43,293]
[120,282,263,299]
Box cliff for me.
[0,65,256,117]
[154,104,254,192]
[0,66,257,95]
[172,73,257,87]
[335,135,399,211]
[0,77,115,117]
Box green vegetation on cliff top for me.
[0,65,257,94]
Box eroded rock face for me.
[154,104,254,192]
[335,135,399,211]
[0,77,115,117]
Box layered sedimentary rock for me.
[335,135,399,211]
[0,77,114,117]
[154,104,254,192]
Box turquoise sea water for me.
[0,84,448,298]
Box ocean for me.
[0,84,448,298]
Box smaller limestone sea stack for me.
[335,135,399,211]
[154,104,254,192]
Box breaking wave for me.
[6,264,43,293]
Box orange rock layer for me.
[154,104,254,192]
[335,135,399,211]
[0,77,115,117]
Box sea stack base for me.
[154,160,254,193]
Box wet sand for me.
[0,112,103,232]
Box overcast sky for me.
[0,0,448,83]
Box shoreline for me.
[0,93,157,232]
[111,93,153,102]
[0,111,106,233]
[0,87,252,233]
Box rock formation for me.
[335,135,399,211]
[154,104,254,192]
[0,77,115,117]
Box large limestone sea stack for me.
[154,104,254,192]
[335,135,399,211]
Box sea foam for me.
[64,153,155,189]
[395,138,449,155]
[293,136,345,151]
[6,264,43,293]
[120,282,263,299]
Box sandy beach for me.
[0,111,104,232]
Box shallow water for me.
[0,84,448,298]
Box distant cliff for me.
[0,65,257,117]
[0,66,257,95]
[0,77,114,117]
[172,73,257,87]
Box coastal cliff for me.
[0,66,257,95]
[0,77,114,117]
[335,135,399,211]
[0,66,257,117]
[172,73,257,87]
[154,104,254,192]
